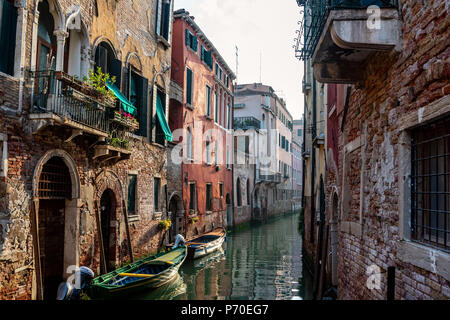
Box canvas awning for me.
[156,94,173,142]
[106,80,137,116]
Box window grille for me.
[411,116,450,251]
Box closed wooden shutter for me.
[0,0,17,75]
[186,68,193,105]
[109,59,122,89]
[137,75,149,137]
[185,29,190,47]
[162,0,170,40]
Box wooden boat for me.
[86,246,187,300]
[169,228,226,260]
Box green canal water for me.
[133,212,313,300]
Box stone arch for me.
[94,170,124,219]
[35,0,64,31]
[32,149,81,300]
[92,36,118,60]
[125,52,143,72]
[32,149,80,199]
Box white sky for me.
[174,0,304,119]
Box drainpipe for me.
[310,75,317,244]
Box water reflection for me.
[132,213,312,300]
[174,213,311,300]
[129,273,187,300]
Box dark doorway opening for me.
[100,189,116,273]
[38,156,72,300]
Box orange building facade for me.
[168,9,236,237]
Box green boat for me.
[86,246,187,300]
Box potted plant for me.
[158,219,172,231]
[83,67,117,106]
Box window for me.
[156,0,171,41]
[189,183,197,212]
[226,146,231,169]
[154,178,161,212]
[205,85,212,117]
[95,42,116,75]
[219,183,224,198]
[298,129,303,137]
[214,91,219,123]
[0,133,7,177]
[186,68,193,106]
[236,178,242,207]
[155,89,166,145]
[127,174,137,215]
[185,29,198,52]
[246,179,250,206]
[411,117,450,251]
[206,184,212,212]
[128,68,149,137]
[186,128,193,160]
[262,114,266,129]
[205,140,212,165]
[0,0,17,76]
[264,95,270,108]
[227,101,232,129]
[201,46,213,69]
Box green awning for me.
[106,80,137,116]
[156,94,173,142]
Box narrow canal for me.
[133,212,313,300]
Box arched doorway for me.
[168,194,184,243]
[226,193,232,229]
[331,192,339,287]
[37,156,71,300]
[100,189,116,273]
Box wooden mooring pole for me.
[122,199,134,263]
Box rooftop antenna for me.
[259,50,262,83]
[235,45,239,83]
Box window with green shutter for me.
[206,85,211,117]
[185,29,198,52]
[186,67,193,106]
[201,46,213,69]
[156,0,171,41]
[0,0,17,76]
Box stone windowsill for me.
[128,215,140,223]
[153,212,163,220]
[397,240,450,282]
[186,104,194,110]
[206,211,213,215]
[152,142,166,150]
[157,35,171,49]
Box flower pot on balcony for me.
[111,111,139,130]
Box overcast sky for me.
[174,0,304,119]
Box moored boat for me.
[86,245,187,300]
[168,228,226,260]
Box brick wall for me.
[335,0,450,300]
[0,0,174,300]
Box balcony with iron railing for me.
[295,0,400,83]
[233,116,261,131]
[29,70,138,162]
[257,169,282,185]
